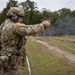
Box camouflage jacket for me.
[1,19,45,53]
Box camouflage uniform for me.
[0,18,45,75]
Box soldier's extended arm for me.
[13,23,45,36]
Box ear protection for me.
[8,12,19,21]
[11,12,18,20]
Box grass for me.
[20,41,75,75]
[40,37,75,55]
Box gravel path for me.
[33,39,75,67]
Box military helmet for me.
[7,7,25,17]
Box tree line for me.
[0,0,75,36]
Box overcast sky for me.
[0,0,75,12]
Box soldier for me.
[0,7,51,75]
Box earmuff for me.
[8,12,19,22]
[11,12,18,20]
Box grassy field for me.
[39,37,75,55]
[20,41,75,75]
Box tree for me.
[0,0,18,25]
[7,0,18,8]
[72,10,75,17]
[19,0,38,24]
[58,8,72,18]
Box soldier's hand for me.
[42,20,51,28]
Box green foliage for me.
[0,8,8,24]
[58,8,72,18]
[20,0,38,24]
[7,0,18,8]
[72,10,75,17]
[0,0,18,25]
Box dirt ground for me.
[31,38,75,67]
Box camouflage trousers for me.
[0,54,20,75]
